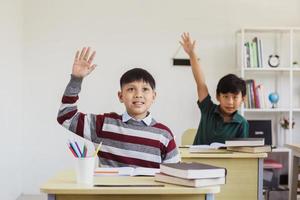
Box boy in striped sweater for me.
[57,47,180,168]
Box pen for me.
[83,143,87,157]
[69,140,81,157]
[93,184,165,187]
[68,143,78,157]
[93,141,103,157]
[75,141,83,157]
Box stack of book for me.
[154,162,226,187]
[225,138,271,153]
[244,79,267,109]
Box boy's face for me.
[216,92,245,116]
[118,80,156,120]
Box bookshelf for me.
[236,27,300,146]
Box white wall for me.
[18,0,300,194]
[0,0,23,199]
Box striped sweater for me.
[57,76,180,168]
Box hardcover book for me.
[226,145,271,153]
[160,162,226,179]
[225,138,264,147]
[154,173,226,187]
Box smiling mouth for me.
[133,102,144,105]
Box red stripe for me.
[100,151,160,168]
[101,131,161,148]
[166,139,177,153]
[152,123,173,136]
[57,110,77,124]
[76,113,85,137]
[62,96,78,104]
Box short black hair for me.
[120,68,156,89]
[216,74,246,97]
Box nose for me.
[134,90,143,98]
[227,97,234,104]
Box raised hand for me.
[180,32,196,56]
[72,47,97,78]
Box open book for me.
[94,167,160,176]
[189,143,226,153]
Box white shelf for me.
[272,147,291,152]
[237,27,300,146]
[242,67,300,72]
[243,67,290,72]
[238,27,294,33]
[243,108,290,112]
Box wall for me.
[21,0,300,194]
[0,0,23,199]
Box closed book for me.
[160,162,226,179]
[154,173,226,187]
[227,145,271,153]
[225,138,264,147]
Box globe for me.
[268,92,279,108]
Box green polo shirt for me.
[193,95,249,145]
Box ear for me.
[216,94,220,102]
[118,91,123,103]
[242,96,246,103]
[152,91,157,101]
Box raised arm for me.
[57,47,100,141]
[180,33,209,102]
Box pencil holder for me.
[75,156,95,186]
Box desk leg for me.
[205,194,214,200]
[48,194,55,200]
[258,158,263,200]
[290,155,299,200]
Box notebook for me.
[247,120,272,146]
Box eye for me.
[143,87,150,92]
[127,88,134,92]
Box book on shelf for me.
[226,145,271,153]
[160,162,226,179]
[94,167,160,176]
[244,37,263,68]
[225,138,265,147]
[154,173,226,187]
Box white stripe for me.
[83,114,92,141]
[101,145,162,163]
[103,123,169,146]
[59,103,76,111]
[62,118,72,129]
[163,155,181,163]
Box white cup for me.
[75,156,95,186]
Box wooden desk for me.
[286,144,300,200]
[180,148,267,200]
[41,170,220,200]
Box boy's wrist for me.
[189,52,200,61]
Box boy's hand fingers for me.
[88,51,96,64]
[83,47,90,61]
[74,50,79,61]
[79,47,86,60]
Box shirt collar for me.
[214,106,242,123]
[122,111,152,126]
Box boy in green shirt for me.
[180,32,249,145]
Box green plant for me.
[280,117,295,129]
